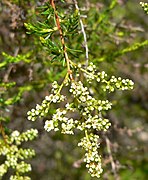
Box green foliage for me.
[25,4,80,62]
[98,40,148,62]
[0,52,31,68]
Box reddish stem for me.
[50,0,73,80]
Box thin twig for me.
[3,47,19,82]
[105,137,119,180]
[50,0,73,80]
[72,0,89,66]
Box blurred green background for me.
[0,0,147,179]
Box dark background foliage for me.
[0,0,147,179]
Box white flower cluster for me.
[0,164,7,177]
[10,175,31,180]
[27,81,66,121]
[16,161,32,173]
[0,129,37,179]
[79,62,107,84]
[78,62,134,92]
[44,108,76,134]
[78,134,103,178]
[1,145,35,166]
[84,62,97,83]
[40,80,112,179]
[17,148,35,159]
[102,76,134,92]
[70,81,112,115]
[140,2,148,14]
[9,129,38,145]
[77,114,111,131]
[98,73,134,92]
[26,62,134,179]
[0,144,34,177]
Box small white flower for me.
[44,120,54,132]
[45,96,51,101]
[31,109,35,113]
[52,98,57,103]
[28,116,32,121]
[122,79,126,83]
[11,131,20,137]
[98,106,102,111]
[78,63,81,68]
[129,80,134,86]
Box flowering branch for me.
[26,1,135,178]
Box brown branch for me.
[105,137,119,180]
[50,0,73,80]
[0,122,7,143]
